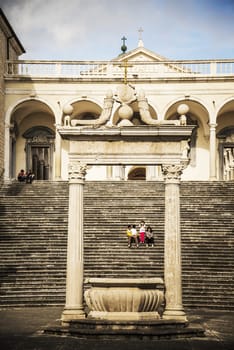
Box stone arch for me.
[5,97,58,125]
[163,97,210,136]
[165,98,210,174]
[5,98,56,179]
[62,99,103,125]
[216,97,234,122]
[217,126,234,139]
[128,166,146,180]
[216,99,234,134]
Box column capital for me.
[68,161,87,181]
[162,164,184,183]
[209,122,217,129]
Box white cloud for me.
[1,0,234,59]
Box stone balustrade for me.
[5,59,234,79]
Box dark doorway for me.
[23,126,55,180]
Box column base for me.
[61,307,86,325]
[87,311,161,321]
[209,176,217,181]
[163,309,188,322]
[54,177,62,181]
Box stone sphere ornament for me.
[118,104,134,120]
[177,103,189,115]
[63,104,74,116]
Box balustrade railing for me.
[5,59,234,79]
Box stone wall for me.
[0,10,25,184]
[0,27,6,185]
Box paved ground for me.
[0,307,233,350]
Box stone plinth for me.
[84,278,164,321]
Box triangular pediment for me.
[114,46,168,63]
[82,46,185,79]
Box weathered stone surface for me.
[84,278,164,321]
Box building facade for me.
[1,9,234,184]
[0,9,25,184]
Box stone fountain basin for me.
[84,277,164,321]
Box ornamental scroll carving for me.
[85,287,164,314]
[162,164,185,182]
[68,161,87,181]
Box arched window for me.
[128,167,146,180]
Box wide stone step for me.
[0,180,233,310]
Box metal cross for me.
[121,36,127,54]
[123,59,128,84]
[119,59,133,85]
[121,36,127,47]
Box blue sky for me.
[1,0,234,60]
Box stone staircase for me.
[180,181,234,310]
[0,180,233,310]
[0,181,68,306]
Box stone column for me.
[61,161,87,323]
[4,124,10,180]
[54,125,62,180]
[209,123,217,181]
[162,164,187,321]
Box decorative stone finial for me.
[63,104,74,116]
[177,104,189,115]
[177,104,189,126]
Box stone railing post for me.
[61,161,87,323]
[162,164,187,321]
[114,165,125,180]
[106,165,113,180]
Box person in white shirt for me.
[131,224,139,248]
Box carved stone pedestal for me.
[84,278,164,321]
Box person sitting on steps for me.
[25,170,35,184]
[131,224,139,248]
[139,220,146,244]
[145,226,154,247]
[126,224,132,248]
[17,169,26,182]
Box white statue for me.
[138,90,180,126]
[137,90,160,125]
